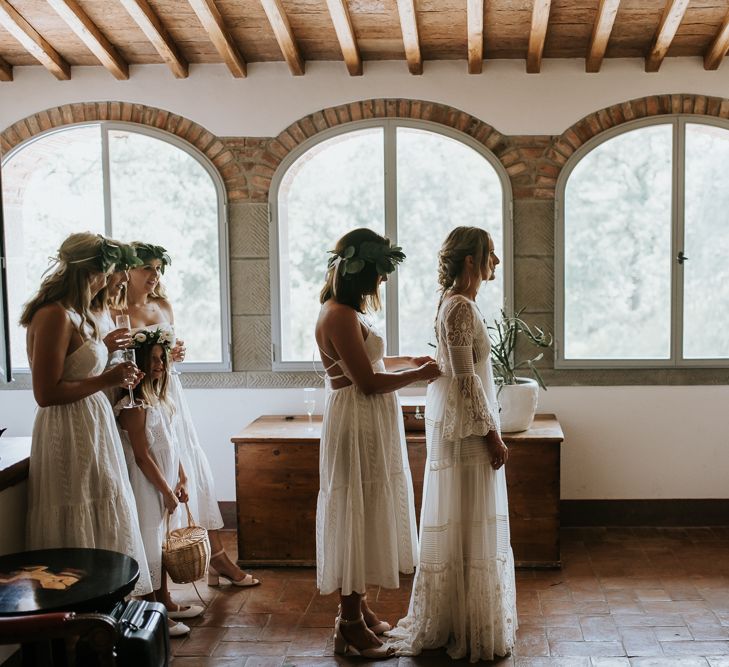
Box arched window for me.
[557,117,729,367]
[271,120,512,368]
[1,123,230,373]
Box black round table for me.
[0,548,140,616]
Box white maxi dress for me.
[117,401,180,590]
[387,294,517,662]
[27,309,153,596]
[316,317,418,596]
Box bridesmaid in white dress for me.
[387,226,517,662]
[21,232,152,597]
[314,228,441,659]
[113,242,259,596]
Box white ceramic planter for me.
[497,377,539,433]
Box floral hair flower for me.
[130,326,174,353]
[327,241,406,278]
[133,242,172,274]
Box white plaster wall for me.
[2,59,728,504]
[3,386,728,500]
[3,59,729,138]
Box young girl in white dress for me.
[314,228,441,659]
[116,328,191,637]
[114,242,259,596]
[387,226,517,662]
[21,232,152,597]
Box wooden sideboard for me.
[232,412,563,568]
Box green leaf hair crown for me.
[117,243,143,271]
[327,241,406,278]
[66,235,122,273]
[133,243,172,274]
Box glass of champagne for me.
[115,315,143,409]
[303,387,316,431]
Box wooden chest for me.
[232,411,563,568]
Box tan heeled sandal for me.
[336,602,391,635]
[206,549,260,587]
[334,614,395,659]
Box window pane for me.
[397,128,503,356]
[108,130,222,364]
[278,129,385,362]
[564,125,673,359]
[2,126,104,370]
[683,123,729,359]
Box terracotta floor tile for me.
[213,641,290,657]
[244,657,285,667]
[580,616,620,641]
[618,627,661,657]
[635,589,673,603]
[513,659,589,666]
[549,640,625,657]
[689,624,729,640]
[284,627,334,656]
[170,658,245,666]
[630,659,709,667]
[613,613,685,627]
[198,611,272,628]
[224,626,266,641]
[173,626,227,657]
[707,658,729,667]
[654,626,693,642]
[546,626,583,641]
[515,627,550,657]
[259,614,305,641]
[661,641,729,656]
[589,659,631,667]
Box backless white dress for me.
[387,294,517,662]
[26,309,152,596]
[316,315,418,596]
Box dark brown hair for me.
[133,343,172,412]
[319,228,391,313]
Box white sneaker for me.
[168,621,190,638]
[168,604,204,620]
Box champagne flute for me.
[303,388,316,431]
[115,314,143,409]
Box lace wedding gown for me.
[27,309,152,596]
[316,317,418,596]
[117,400,179,590]
[387,294,517,662]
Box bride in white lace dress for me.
[21,233,152,597]
[388,226,517,662]
[315,228,440,659]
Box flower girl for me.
[116,327,191,637]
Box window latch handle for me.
[677,251,689,264]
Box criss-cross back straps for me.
[318,346,348,380]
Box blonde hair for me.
[91,236,126,313]
[131,241,169,302]
[20,232,111,339]
[434,226,492,341]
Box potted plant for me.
[488,309,553,432]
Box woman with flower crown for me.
[21,232,152,596]
[116,328,192,637]
[114,241,259,608]
[315,228,441,659]
[386,226,516,662]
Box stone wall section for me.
[4,95,728,387]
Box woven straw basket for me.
[162,503,211,584]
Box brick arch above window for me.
[0,101,246,199]
[539,94,729,200]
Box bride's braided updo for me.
[434,226,492,342]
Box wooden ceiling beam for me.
[119,0,188,78]
[0,53,12,81]
[188,0,246,77]
[260,0,304,76]
[47,0,128,79]
[645,0,689,72]
[0,0,70,80]
[467,0,484,74]
[395,0,422,75]
[325,0,362,76]
[527,0,551,73]
[586,0,620,73]
[704,8,729,70]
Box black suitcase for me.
[111,599,169,667]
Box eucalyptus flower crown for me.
[64,235,123,273]
[327,241,406,278]
[133,243,172,273]
[131,326,175,352]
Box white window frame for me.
[1,121,232,375]
[555,114,729,369]
[269,118,514,372]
